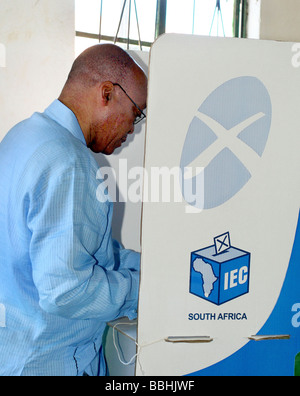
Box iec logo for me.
[180,77,272,209]
[190,232,250,305]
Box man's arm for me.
[27,151,140,321]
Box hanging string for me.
[209,0,226,37]
[114,0,143,51]
[99,0,103,42]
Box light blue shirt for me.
[0,100,140,376]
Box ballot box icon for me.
[190,234,250,305]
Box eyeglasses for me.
[113,83,146,125]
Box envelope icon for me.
[214,232,231,255]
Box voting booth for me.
[134,34,300,376]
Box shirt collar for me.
[44,99,87,146]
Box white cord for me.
[112,321,164,368]
[112,322,139,366]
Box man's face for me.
[89,80,147,155]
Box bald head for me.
[65,44,144,90]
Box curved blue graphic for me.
[180,77,272,210]
[187,212,300,376]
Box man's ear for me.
[99,81,114,105]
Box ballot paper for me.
[214,232,231,255]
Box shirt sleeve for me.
[25,145,140,321]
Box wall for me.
[260,0,300,42]
[0,0,75,141]
[248,0,300,42]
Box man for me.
[0,44,147,376]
